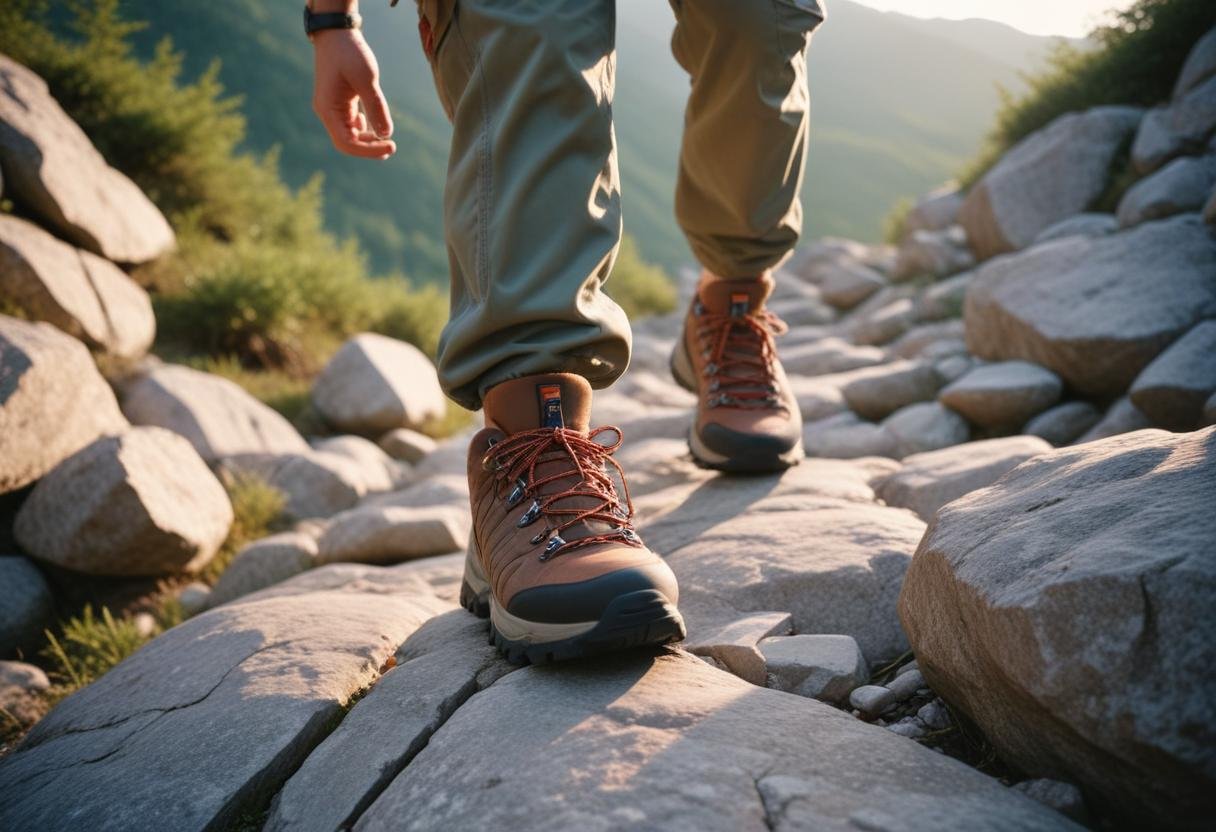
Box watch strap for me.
[304,9,362,37]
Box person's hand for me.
[311,28,396,159]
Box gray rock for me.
[222,449,387,521]
[817,260,887,309]
[0,55,174,264]
[851,297,916,346]
[964,215,1216,397]
[377,427,437,465]
[841,360,942,421]
[882,402,971,459]
[1024,402,1103,447]
[311,435,412,492]
[960,106,1144,258]
[120,363,308,463]
[917,699,951,731]
[1174,27,1216,99]
[887,716,927,738]
[207,532,318,608]
[1205,392,1216,426]
[899,428,1216,829]
[1075,396,1154,444]
[780,337,886,377]
[15,427,233,576]
[939,361,1063,428]
[312,333,445,435]
[683,609,793,685]
[1032,212,1118,244]
[887,319,966,360]
[265,611,512,832]
[886,668,927,701]
[1117,155,1216,228]
[0,214,155,359]
[0,556,53,656]
[768,294,837,328]
[803,411,899,459]
[759,634,868,704]
[0,659,49,726]
[0,562,450,831]
[354,651,1077,832]
[787,375,849,422]
[1013,779,1090,825]
[1132,76,1216,173]
[0,317,128,493]
[893,226,974,281]
[176,582,211,617]
[903,182,965,236]
[933,353,973,384]
[849,684,896,716]
[1206,180,1216,225]
[1129,320,1216,430]
[875,436,1051,521]
[915,271,972,321]
[316,505,468,565]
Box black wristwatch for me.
[303,7,362,39]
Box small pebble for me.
[1012,778,1089,824]
[886,669,926,701]
[886,717,926,739]
[849,684,896,716]
[177,581,212,617]
[894,660,920,677]
[917,699,951,731]
[133,612,157,638]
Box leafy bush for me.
[607,236,677,319]
[203,472,288,584]
[961,0,1216,186]
[882,197,914,245]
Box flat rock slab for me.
[0,564,451,832]
[900,428,1216,829]
[0,316,128,493]
[354,650,1078,832]
[0,55,174,264]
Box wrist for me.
[308,1,358,13]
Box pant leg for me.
[415,0,628,411]
[669,0,825,279]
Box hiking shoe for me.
[671,272,803,472]
[460,373,685,664]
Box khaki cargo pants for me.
[415,0,825,409]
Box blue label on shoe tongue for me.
[729,292,750,318]
[538,383,564,428]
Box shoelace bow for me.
[483,426,641,561]
[696,305,789,409]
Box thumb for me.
[359,77,394,139]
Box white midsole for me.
[463,543,490,597]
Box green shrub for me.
[41,605,147,700]
[882,197,914,244]
[607,235,677,319]
[203,472,288,584]
[962,0,1216,186]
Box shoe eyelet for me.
[530,529,549,545]
[517,499,541,528]
[505,477,528,507]
[543,534,566,557]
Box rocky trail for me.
[3,28,1216,832]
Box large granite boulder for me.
[312,333,445,435]
[120,363,309,462]
[0,55,174,264]
[0,556,53,657]
[1129,320,1216,430]
[14,427,233,576]
[1116,154,1216,228]
[0,316,127,493]
[1131,76,1216,173]
[963,215,1216,397]
[0,214,154,359]
[354,650,1078,832]
[959,106,1144,259]
[900,428,1216,829]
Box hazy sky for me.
[851,0,1137,37]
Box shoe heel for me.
[460,535,491,619]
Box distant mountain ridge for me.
[100,0,1066,281]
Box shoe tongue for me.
[483,373,592,436]
[696,276,774,316]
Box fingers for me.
[355,75,394,140]
[317,100,396,159]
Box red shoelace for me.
[694,306,789,409]
[482,426,641,560]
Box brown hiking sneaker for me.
[671,272,803,472]
[459,373,685,664]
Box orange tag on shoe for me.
[538,384,564,428]
[729,292,750,317]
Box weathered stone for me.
[0,556,53,656]
[120,364,308,462]
[0,55,174,264]
[1032,212,1118,244]
[1117,155,1216,228]
[849,684,897,717]
[1129,320,1216,430]
[15,427,232,576]
[176,582,211,617]
[787,375,849,422]
[1205,392,1216,426]
[886,668,927,701]
[311,435,412,492]
[817,260,887,309]
[852,297,916,346]
[1076,397,1154,444]
[377,427,437,465]
[355,650,1076,832]
[0,316,127,493]
[316,505,467,565]
[841,360,942,421]
[1174,27,1216,99]
[312,333,445,435]
[887,319,966,360]
[208,532,318,608]
[1024,402,1103,446]
[893,226,974,281]
[0,659,49,726]
[682,608,792,685]
[223,448,395,521]
[963,215,1216,397]
[780,337,885,377]
[933,353,973,384]
[915,271,972,322]
[803,411,898,459]
[0,214,154,359]
[875,436,1051,521]
[1131,76,1216,173]
[1013,779,1090,825]
[360,473,469,512]
[882,402,970,459]
[759,634,868,704]
[768,294,836,328]
[903,182,964,236]
[960,106,1144,258]
[0,564,449,831]
[938,361,1063,429]
[899,428,1216,829]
